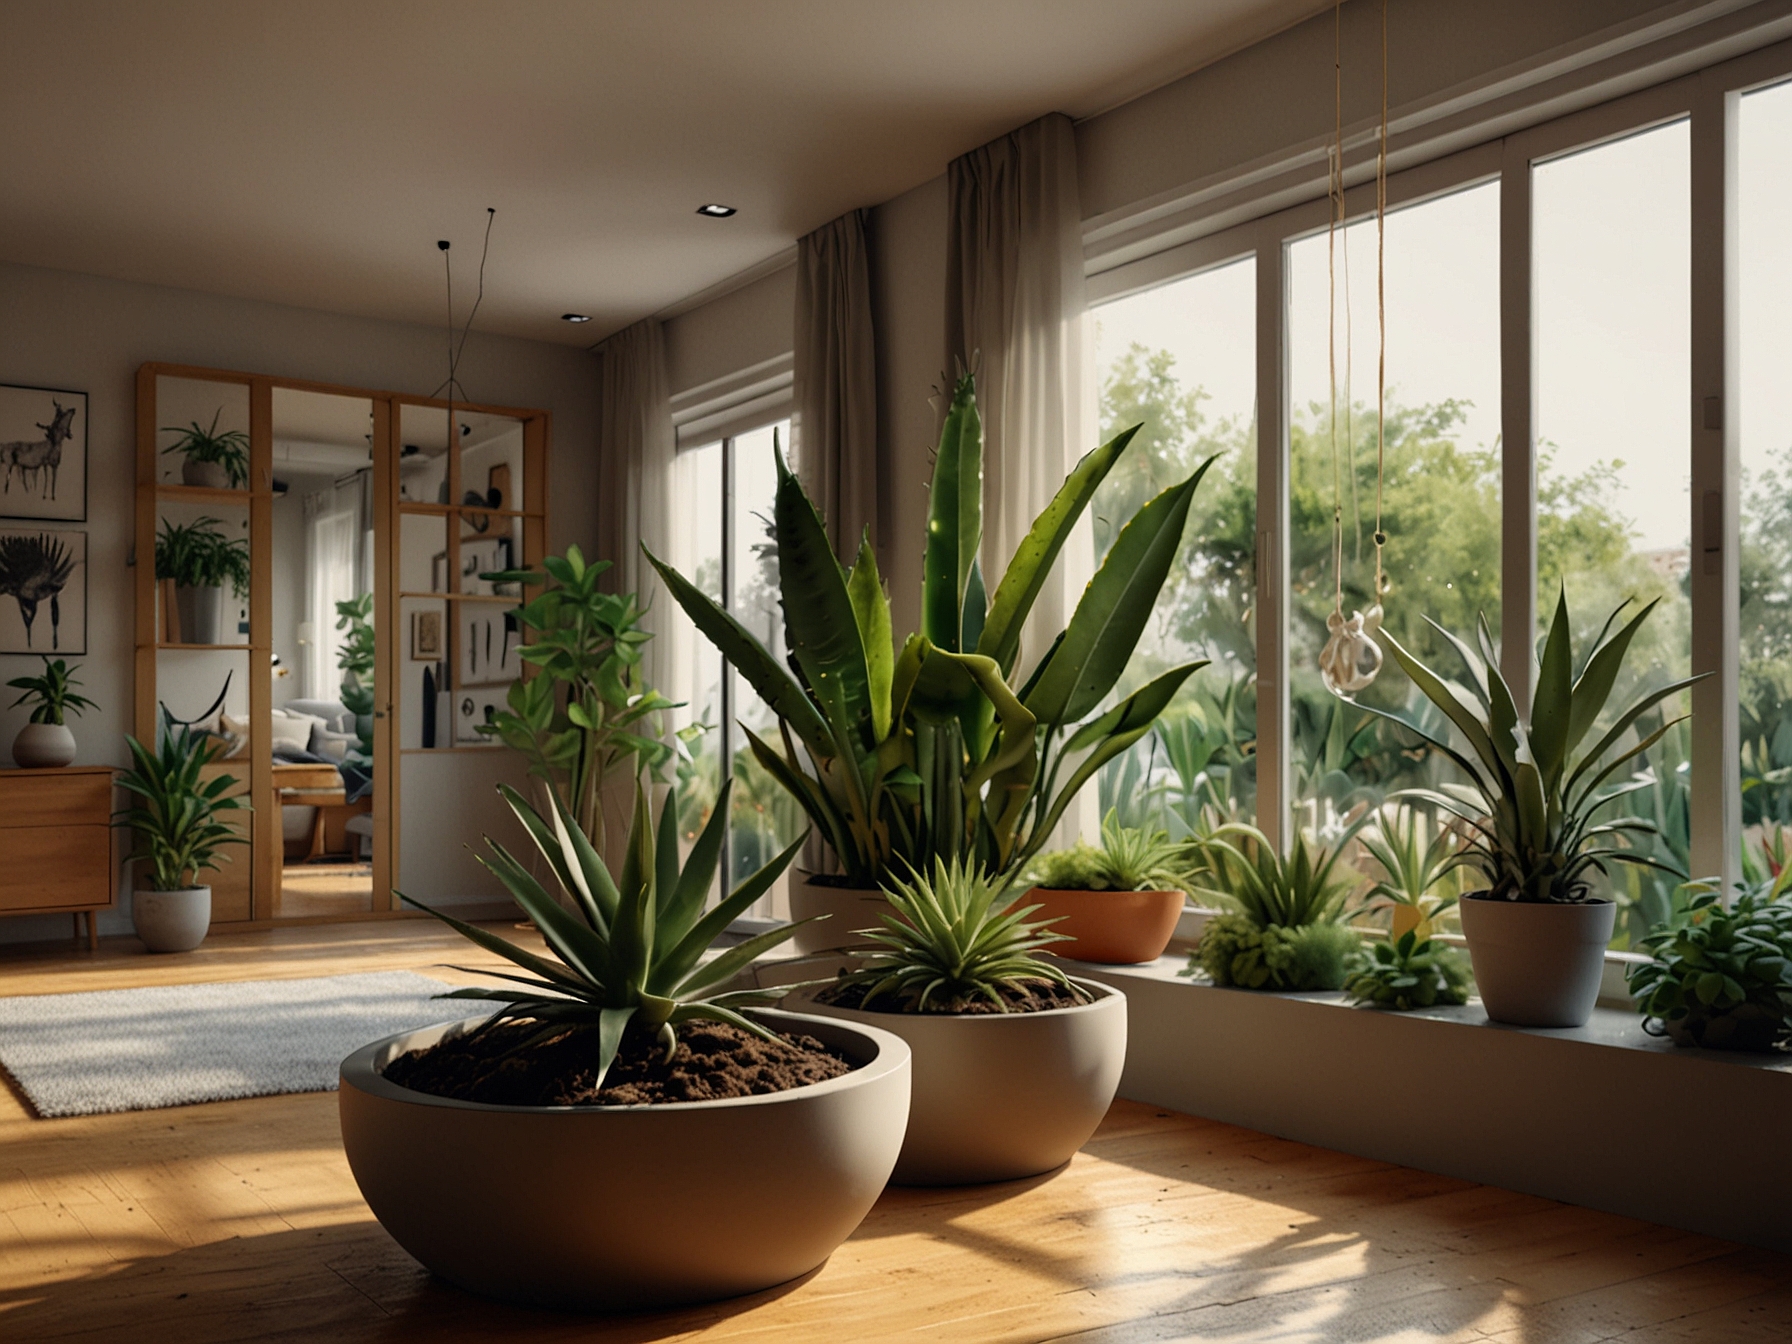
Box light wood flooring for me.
[1,921,1789,1343]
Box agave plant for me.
[645,373,1210,887]
[400,777,809,1089]
[833,856,1084,1013]
[115,723,249,891]
[1363,589,1709,903]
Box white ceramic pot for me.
[181,458,232,489]
[133,886,212,953]
[11,722,75,768]
[790,870,890,954]
[791,977,1126,1186]
[339,1007,911,1312]
[174,584,225,645]
[1458,894,1616,1028]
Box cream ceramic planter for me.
[339,1007,911,1312]
[11,722,75,768]
[789,871,889,954]
[791,977,1126,1186]
[1459,894,1616,1028]
[133,886,211,953]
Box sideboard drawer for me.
[0,825,112,912]
[0,770,112,830]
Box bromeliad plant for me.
[402,777,811,1089]
[1030,809,1190,893]
[1626,869,1792,1051]
[1343,930,1472,1011]
[646,373,1210,887]
[7,657,97,726]
[115,722,249,891]
[1362,589,1709,903]
[832,856,1086,1013]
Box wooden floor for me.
[1,923,1789,1343]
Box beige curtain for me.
[945,110,1092,656]
[793,209,879,560]
[594,317,674,604]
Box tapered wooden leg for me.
[86,910,97,951]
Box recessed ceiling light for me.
[561,312,591,323]
[695,203,737,218]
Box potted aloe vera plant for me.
[1363,591,1707,1027]
[646,372,1210,951]
[791,856,1125,1185]
[338,776,911,1311]
[1024,810,1191,964]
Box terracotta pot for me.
[11,722,75,768]
[1021,886,1185,964]
[1458,893,1615,1028]
[789,870,889,954]
[133,886,211,953]
[792,977,1126,1186]
[339,1007,911,1311]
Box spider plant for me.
[1361,589,1710,903]
[834,856,1085,1013]
[645,372,1210,887]
[154,516,251,599]
[115,723,249,891]
[400,777,810,1090]
[161,410,250,488]
[1030,809,1189,892]
[1359,802,1463,939]
[6,657,97,726]
[1343,930,1472,1011]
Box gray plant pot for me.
[338,1007,911,1312]
[174,584,225,644]
[180,458,232,489]
[1458,893,1615,1028]
[790,870,889,954]
[133,886,211,953]
[11,722,75,768]
[791,977,1127,1186]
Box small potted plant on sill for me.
[791,855,1125,1186]
[1024,809,1191,964]
[1359,801,1464,942]
[162,409,249,489]
[6,656,97,768]
[645,373,1209,952]
[1626,868,1792,1052]
[1181,821,1365,992]
[1362,590,1708,1027]
[338,776,911,1312]
[115,723,248,952]
[155,516,250,645]
[1343,930,1473,1011]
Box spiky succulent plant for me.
[1031,809,1190,892]
[834,856,1088,1012]
[400,778,810,1090]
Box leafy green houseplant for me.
[1343,931,1472,1010]
[116,723,249,952]
[646,373,1209,899]
[162,410,250,489]
[1626,870,1792,1051]
[1025,810,1192,964]
[155,515,250,645]
[476,546,678,854]
[1360,589,1709,1026]
[1359,803,1463,941]
[1184,822,1363,991]
[7,656,97,768]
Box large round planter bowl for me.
[180,458,232,489]
[1458,894,1615,1028]
[1022,887,1185,964]
[11,722,75,768]
[790,871,890,954]
[792,977,1126,1186]
[339,1007,911,1312]
[132,886,211,953]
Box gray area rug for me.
[0,970,471,1118]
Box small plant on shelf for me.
[1359,802,1463,941]
[1030,810,1190,893]
[1626,870,1792,1052]
[1343,930,1472,1011]
[154,516,250,598]
[115,723,249,891]
[1182,822,1364,992]
[7,657,96,726]
[161,410,250,489]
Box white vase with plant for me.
[6,656,96,768]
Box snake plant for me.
[1362,589,1708,903]
[400,778,809,1090]
[646,372,1210,887]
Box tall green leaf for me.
[921,374,983,652]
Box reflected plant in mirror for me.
[162,410,249,490]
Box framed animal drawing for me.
[0,528,86,654]
[0,385,87,522]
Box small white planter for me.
[792,977,1126,1186]
[1459,894,1616,1028]
[339,1007,911,1312]
[133,886,211,953]
[11,722,75,768]
[789,871,889,954]
[181,458,232,489]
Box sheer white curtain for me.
[793,209,879,560]
[306,501,358,700]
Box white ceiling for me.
[0,1,1327,347]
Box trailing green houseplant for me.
[645,373,1210,890]
[155,516,251,598]
[1343,929,1472,1010]
[1626,869,1792,1051]
[162,410,250,489]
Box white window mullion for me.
[1255,235,1290,853]
[1499,136,1537,707]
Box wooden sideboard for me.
[0,766,117,948]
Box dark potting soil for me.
[383,1018,854,1107]
[815,975,1090,1016]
